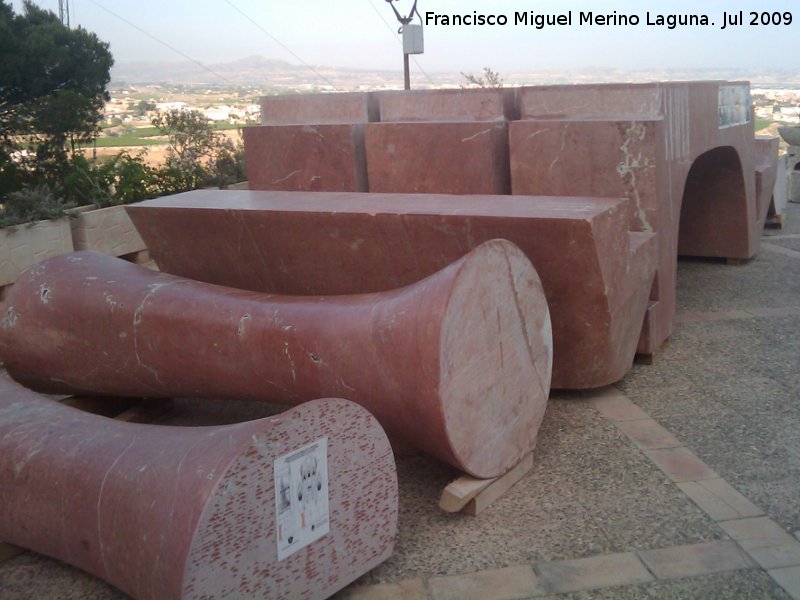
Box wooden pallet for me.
[439,454,534,516]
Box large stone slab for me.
[754,135,780,228]
[126,190,656,389]
[260,91,378,125]
[365,121,510,194]
[511,81,759,354]
[244,124,367,192]
[376,88,516,122]
[0,375,397,600]
[0,242,552,478]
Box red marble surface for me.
[377,88,516,122]
[511,81,759,354]
[0,376,397,600]
[754,136,780,229]
[125,190,655,389]
[244,124,367,192]
[365,121,510,194]
[259,91,378,125]
[0,241,552,478]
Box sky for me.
[9,0,800,75]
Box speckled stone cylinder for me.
[0,240,552,478]
[0,379,398,600]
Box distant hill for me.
[111,54,399,88]
[110,55,800,89]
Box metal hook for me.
[384,0,421,32]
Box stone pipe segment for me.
[0,378,398,600]
[0,239,553,479]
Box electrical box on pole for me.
[402,24,424,55]
[384,0,423,90]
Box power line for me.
[365,0,435,86]
[221,0,341,92]
[58,0,70,28]
[85,0,235,85]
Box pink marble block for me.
[244,124,367,192]
[754,135,780,229]
[365,121,510,194]
[0,241,552,479]
[511,81,759,355]
[260,91,378,125]
[125,190,656,389]
[0,375,398,600]
[376,88,517,122]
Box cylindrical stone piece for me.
[0,381,398,600]
[0,239,552,478]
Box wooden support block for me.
[0,542,25,562]
[464,454,534,516]
[439,475,495,513]
[440,454,534,516]
[114,399,172,424]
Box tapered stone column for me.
[0,377,397,600]
[0,239,552,478]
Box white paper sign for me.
[274,436,330,561]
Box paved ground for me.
[0,204,798,599]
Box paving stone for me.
[769,565,800,599]
[587,396,649,422]
[614,418,683,450]
[643,447,719,482]
[677,478,764,522]
[536,552,653,594]
[746,306,800,318]
[428,565,543,600]
[0,543,25,562]
[549,569,791,599]
[761,242,800,259]
[638,540,753,580]
[720,517,800,569]
[335,578,428,600]
[676,310,752,323]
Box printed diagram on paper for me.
[274,436,330,561]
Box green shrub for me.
[0,184,76,228]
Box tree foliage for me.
[0,184,76,229]
[0,0,113,205]
[0,1,113,146]
[461,67,504,89]
[152,109,246,191]
[0,5,247,227]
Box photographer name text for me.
[423,10,793,30]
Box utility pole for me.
[384,0,424,90]
[59,0,70,28]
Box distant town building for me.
[155,101,189,112]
